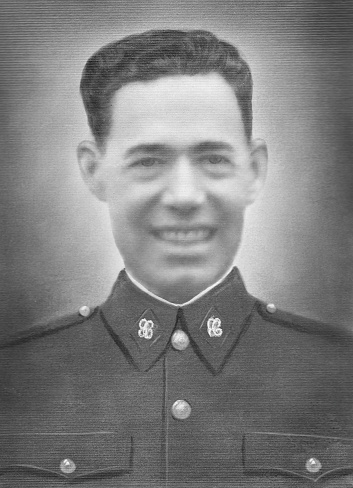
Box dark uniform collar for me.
[99,267,257,374]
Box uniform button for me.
[266,303,276,314]
[171,399,192,420]
[305,457,322,474]
[60,458,76,474]
[79,305,91,317]
[171,330,190,351]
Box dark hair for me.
[80,29,253,148]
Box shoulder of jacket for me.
[0,305,99,350]
[254,299,353,346]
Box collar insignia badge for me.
[138,318,155,340]
[132,309,162,350]
[207,316,223,337]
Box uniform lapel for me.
[99,270,178,372]
[180,268,257,374]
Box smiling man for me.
[1,30,353,487]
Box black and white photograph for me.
[1,1,352,486]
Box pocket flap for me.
[0,432,132,479]
[244,432,353,481]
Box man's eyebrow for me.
[123,141,235,160]
[190,141,235,153]
[124,144,171,159]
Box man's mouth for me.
[153,228,214,243]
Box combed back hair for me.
[80,29,253,148]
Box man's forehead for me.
[111,73,240,115]
[106,73,245,147]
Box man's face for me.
[80,73,266,302]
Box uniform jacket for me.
[1,267,353,487]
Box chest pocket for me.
[0,432,132,480]
[243,432,353,482]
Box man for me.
[1,29,352,487]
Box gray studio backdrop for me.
[1,0,352,337]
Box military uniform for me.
[1,268,353,487]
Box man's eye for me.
[203,155,229,165]
[136,158,162,167]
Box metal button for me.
[60,458,76,474]
[171,400,191,420]
[171,330,190,351]
[305,457,322,474]
[79,305,91,317]
[266,303,276,314]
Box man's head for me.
[78,30,267,302]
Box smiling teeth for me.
[159,230,211,242]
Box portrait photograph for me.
[1,1,352,486]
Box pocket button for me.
[305,457,322,474]
[60,458,76,474]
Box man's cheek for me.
[217,203,243,226]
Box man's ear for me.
[77,140,107,202]
[246,138,268,204]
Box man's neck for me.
[125,266,235,307]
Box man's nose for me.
[161,158,205,211]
